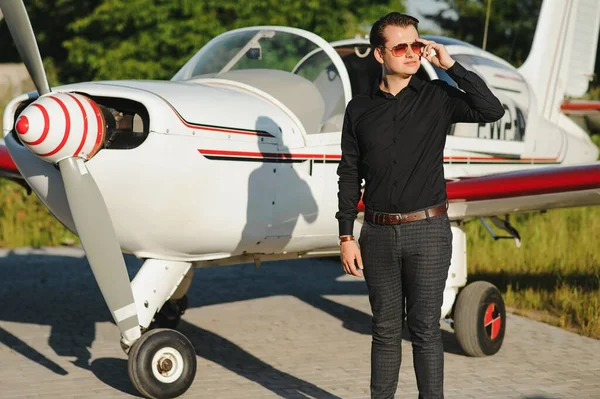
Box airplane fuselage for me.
[3,64,597,262]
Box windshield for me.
[175,29,327,79]
[172,29,347,133]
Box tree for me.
[427,0,600,94]
[0,0,405,83]
[0,0,103,83]
[425,0,542,67]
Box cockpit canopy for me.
[172,27,351,134]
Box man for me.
[336,12,504,399]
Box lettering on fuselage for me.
[476,104,522,141]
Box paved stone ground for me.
[0,247,599,399]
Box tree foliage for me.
[0,0,404,83]
[425,0,542,67]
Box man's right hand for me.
[341,240,364,278]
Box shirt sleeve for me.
[335,106,362,236]
[444,61,505,124]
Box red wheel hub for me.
[484,303,502,340]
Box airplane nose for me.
[16,102,49,145]
[14,93,106,164]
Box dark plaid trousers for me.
[359,211,453,399]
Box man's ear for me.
[373,46,385,65]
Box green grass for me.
[465,207,600,338]
[0,179,78,247]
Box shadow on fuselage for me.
[233,116,319,256]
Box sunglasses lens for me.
[410,42,425,55]
[390,42,425,57]
[391,43,408,57]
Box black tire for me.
[128,328,197,399]
[454,281,506,357]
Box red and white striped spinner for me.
[14,92,106,164]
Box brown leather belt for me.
[365,202,448,225]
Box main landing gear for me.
[453,281,506,356]
[442,222,508,357]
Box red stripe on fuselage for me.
[198,150,557,164]
[193,124,274,137]
[446,156,558,163]
[198,149,341,160]
[164,100,274,138]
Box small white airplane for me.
[1,0,600,397]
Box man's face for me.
[375,25,421,77]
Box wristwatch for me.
[339,235,354,245]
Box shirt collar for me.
[371,73,424,99]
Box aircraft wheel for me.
[128,328,196,399]
[150,295,188,330]
[454,281,506,357]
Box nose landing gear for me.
[150,295,189,330]
[128,328,197,399]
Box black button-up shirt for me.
[336,62,504,236]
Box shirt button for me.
[393,159,397,164]
[393,138,397,144]
[393,181,398,187]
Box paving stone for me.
[0,247,599,398]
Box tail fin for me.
[519,0,600,123]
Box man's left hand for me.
[416,38,455,70]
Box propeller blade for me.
[0,0,50,96]
[59,158,140,342]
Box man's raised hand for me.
[417,38,456,70]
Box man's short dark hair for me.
[369,12,419,48]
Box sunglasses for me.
[380,41,425,57]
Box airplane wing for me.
[561,100,600,135]
[445,163,600,219]
[0,140,21,179]
[356,163,600,220]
